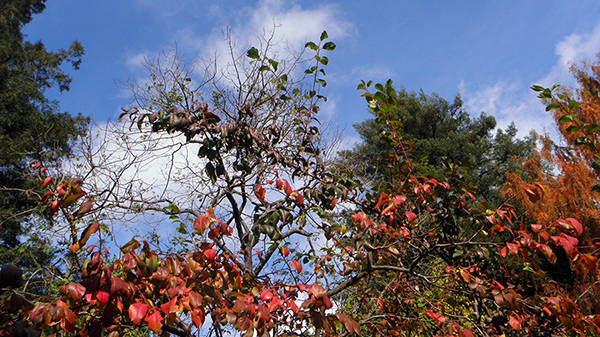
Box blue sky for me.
[24,0,600,145]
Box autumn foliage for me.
[4,38,600,337]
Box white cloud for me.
[459,21,600,139]
[125,52,150,71]
[177,0,352,69]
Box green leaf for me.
[566,125,580,133]
[357,81,366,91]
[558,114,576,123]
[280,95,293,102]
[592,160,600,173]
[305,66,317,74]
[538,89,552,99]
[574,136,589,145]
[568,100,581,109]
[305,42,318,51]
[268,59,279,72]
[530,84,545,92]
[374,83,384,92]
[367,80,373,87]
[320,31,328,41]
[556,93,566,99]
[545,103,560,111]
[259,65,270,72]
[205,162,216,184]
[588,124,600,133]
[246,47,260,60]
[319,56,329,66]
[292,88,301,95]
[323,42,336,51]
[374,91,386,103]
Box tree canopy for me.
[0,0,88,279]
[3,21,600,337]
[339,87,532,207]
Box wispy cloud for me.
[459,21,600,139]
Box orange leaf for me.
[291,260,302,273]
[374,193,389,210]
[145,311,164,334]
[255,185,266,202]
[581,254,598,273]
[508,314,522,330]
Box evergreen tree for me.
[0,0,88,274]
[339,86,532,207]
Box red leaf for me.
[393,195,407,207]
[523,186,540,203]
[194,215,210,234]
[76,202,94,217]
[282,247,290,257]
[310,284,327,299]
[581,254,598,273]
[375,298,384,312]
[506,242,519,255]
[191,309,205,327]
[508,314,522,330]
[60,282,86,301]
[237,315,252,331]
[405,211,417,222]
[381,204,396,215]
[565,218,583,236]
[129,302,148,326]
[284,180,293,195]
[296,192,305,205]
[145,311,164,334]
[96,290,109,306]
[188,291,203,308]
[459,329,475,337]
[425,310,446,323]
[290,260,302,273]
[42,176,53,187]
[500,247,508,258]
[204,248,217,262]
[538,244,557,264]
[160,297,178,314]
[374,193,389,210]
[261,290,273,302]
